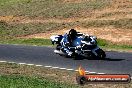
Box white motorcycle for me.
[50,33,106,59]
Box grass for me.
[0,0,131,51]
[0,21,64,39]
[81,18,132,29]
[96,12,130,18]
[0,18,132,39]
[0,75,78,88]
[0,19,132,50]
[0,21,78,39]
[0,38,52,46]
[0,62,79,88]
[0,38,132,51]
[0,62,77,84]
[0,0,23,6]
[0,0,110,18]
[0,62,132,88]
[0,0,131,87]
[97,38,132,50]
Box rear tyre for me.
[87,52,96,59]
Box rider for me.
[61,29,77,56]
[68,29,77,46]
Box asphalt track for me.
[0,44,132,75]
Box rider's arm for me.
[60,33,70,47]
[90,36,96,44]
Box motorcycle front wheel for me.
[96,49,106,59]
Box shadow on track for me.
[61,54,125,61]
[104,58,125,61]
[73,57,125,61]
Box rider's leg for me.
[63,47,73,56]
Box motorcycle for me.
[50,32,106,59]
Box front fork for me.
[91,46,100,56]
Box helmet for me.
[69,29,77,36]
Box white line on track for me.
[18,63,26,65]
[0,61,7,63]
[8,62,16,64]
[59,68,67,70]
[75,70,78,72]
[0,60,107,75]
[89,72,96,74]
[85,71,90,73]
[52,67,59,69]
[66,69,74,71]
[44,66,52,68]
[27,64,34,66]
[97,73,105,74]
[36,65,43,67]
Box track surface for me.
[0,44,132,74]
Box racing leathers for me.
[60,33,73,56]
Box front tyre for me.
[56,45,61,50]
[96,49,106,59]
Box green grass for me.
[0,0,110,18]
[0,38,51,46]
[97,39,132,50]
[0,62,78,88]
[0,38,131,50]
[0,75,78,88]
[0,62,132,88]
[97,38,108,46]
[0,0,23,6]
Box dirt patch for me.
[0,16,80,23]
[0,0,131,45]
[63,0,88,3]
[22,26,132,45]
[0,16,24,22]
[0,16,132,45]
